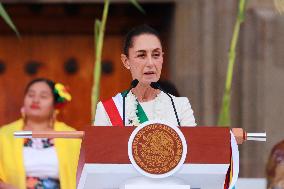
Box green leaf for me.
[218,92,231,126]
[0,3,20,37]
[129,0,145,14]
[95,19,101,47]
[91,0,110,122]
[217,0,246,127]
[237,0,247,22]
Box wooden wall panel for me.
[0,34,133,130]
[99,36,132,100]
[0,3,172,130]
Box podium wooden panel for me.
[77,126,231,189]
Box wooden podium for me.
[77,126,234,189]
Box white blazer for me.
[94,91,196,127]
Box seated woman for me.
[94,25,196,127]
[0,78,81,189]
[266,140,284,189]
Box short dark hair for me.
[123,25,161,56]
[24,78,59,105]
[266,140,284,188]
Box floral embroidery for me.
[26,176,60,189]
[24,139,59,188]
[125,91,164,126]
[125,91,139,126]
[24,138,54,149]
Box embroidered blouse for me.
[94,91,196,127]
[23,138,60,189]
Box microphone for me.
[150,81,181,126]
[122,79,139,125]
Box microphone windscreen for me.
[150,82,159,89]
[131,79,139,88]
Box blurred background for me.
[0,0,283,180]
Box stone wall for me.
[170,0,284,177]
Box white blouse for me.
[23,139,59,179]
[94,91,196,127]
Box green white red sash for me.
[224,132,239,189]
[101,93,124,126]
[102,92,149,126]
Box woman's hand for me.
[0,182,18,189]
[232,128,245,144]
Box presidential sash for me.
[102,92,149,126]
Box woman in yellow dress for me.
[0,78,81,189]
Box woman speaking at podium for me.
[94,25,196,127]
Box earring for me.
[53,110,59,120]
[49,110,59,128]
[21,107,26,120]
